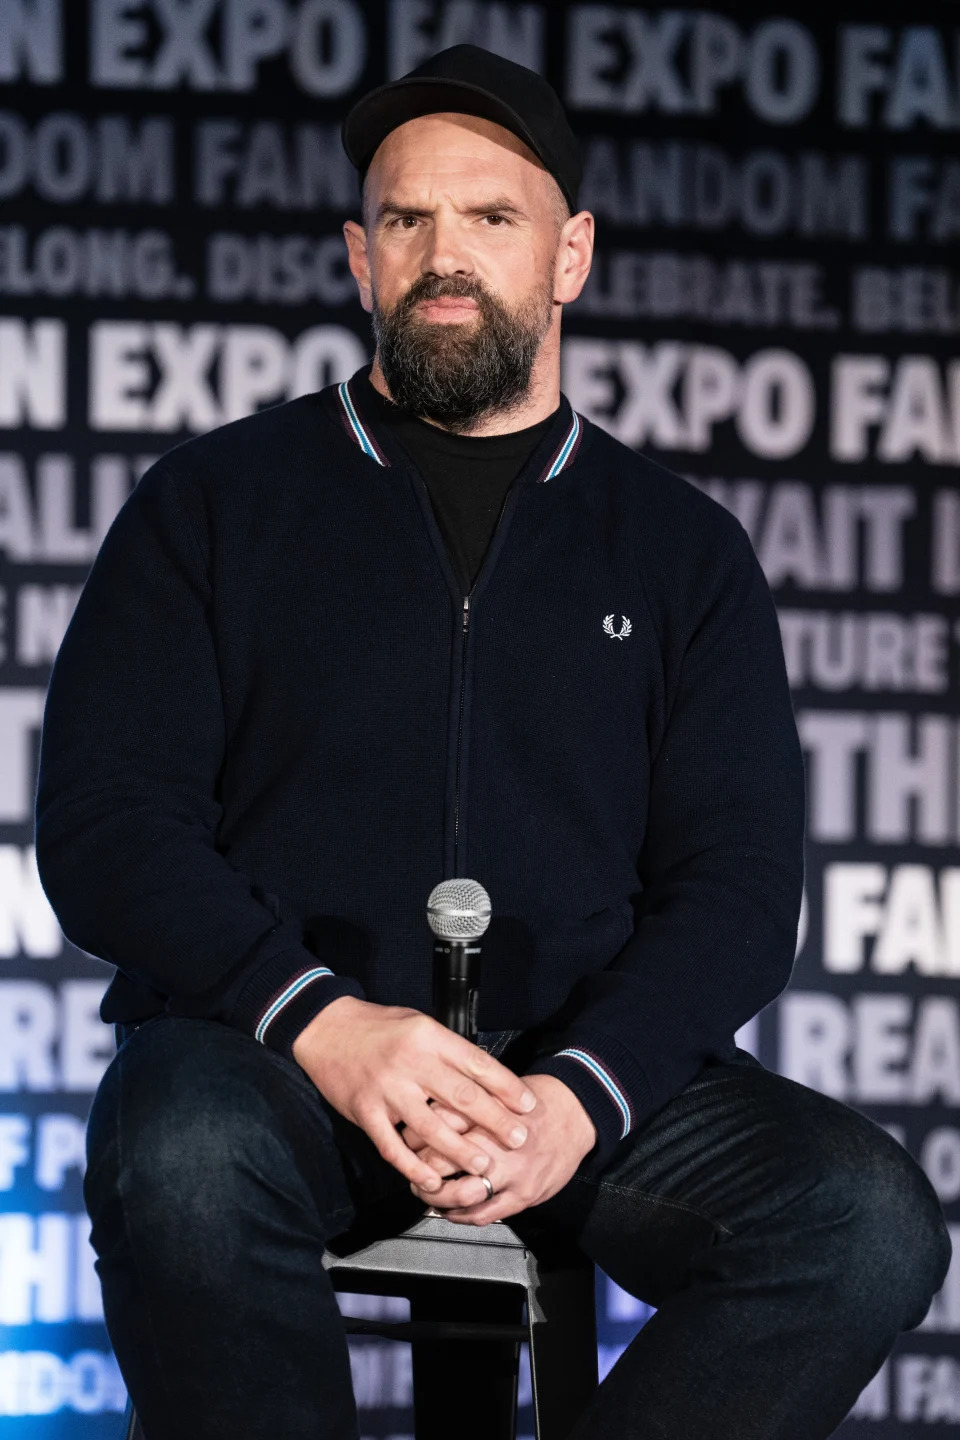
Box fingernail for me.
[424,1175,440,1190]
[472,1154,489,1171]
[509,1126,527,1147]
[520,1091,536,1110]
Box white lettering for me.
[0,0,61,82]
[89,320,368,429]
[563,340,815,458]
[0,319,64,428]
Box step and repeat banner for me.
[1,2,958,1435]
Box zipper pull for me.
[462,595,470,632]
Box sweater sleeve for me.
[33,455,365,1059]
[521,519,806,1175]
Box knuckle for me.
[353,1097,375,1127]
[453,1080,478,1108]
[448,1137,473,1165]
[392,1019,429,1061]
[426,1111,449,1146]
[377,1135,400,1166]
[409,1014,437,1043]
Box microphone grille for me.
[426,878,492,940]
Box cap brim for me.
[342,75,552,185]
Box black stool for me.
[121,1210,597,1439]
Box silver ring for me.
[480,1174,494,1199]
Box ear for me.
[343,219,373,313]
[553,210,594,306]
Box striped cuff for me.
[228,945,365,1059]
[523,1031,651,1174]
[552,1047,633,1133]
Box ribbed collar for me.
[333,364,585,484]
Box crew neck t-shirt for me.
[357,370,559,595]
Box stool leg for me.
[410,1278,525,1440]
[527,1264,598,1440]
[123,1397,147,1439]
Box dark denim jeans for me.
[84,1015,952,1440]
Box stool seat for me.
[324,1208,598,1440]
[122,1209,597,1439]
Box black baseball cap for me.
[341,44,582,214]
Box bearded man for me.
[36,44,950,1440]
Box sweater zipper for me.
[452,488,513,874]
[454,592,469,869]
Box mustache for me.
[394,273,499,315]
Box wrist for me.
[291,993,366,1066]
[525,1072,598,1158]
[570,1095,599,1156]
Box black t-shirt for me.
[357,370,559,595]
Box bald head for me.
[360,112,569,236]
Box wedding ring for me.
[480,1174,494,1199]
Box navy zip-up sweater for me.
[34,364,806,1176]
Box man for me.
[35,44,950,1440]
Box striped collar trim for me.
[336,373,584,482]
[337,378,390,466]
[536,409,583,483]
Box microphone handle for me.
[432,938,481,1040]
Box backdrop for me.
[1,2,958,1436]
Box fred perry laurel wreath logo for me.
[603,614,632,640]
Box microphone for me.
[426,878,491,1041]
[422,879,493,1210]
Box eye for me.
[483,214,508,226]
[389,215,420,229]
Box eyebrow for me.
[375,196,528,222]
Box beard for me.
[370,271,554,433]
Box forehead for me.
[367,112,549,197]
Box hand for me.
[403,1073,597,1225]
[291,995,538,1194]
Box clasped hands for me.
[402,1069,597,1225]
[291,995,597,1228]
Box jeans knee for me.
[880,1152,953,1329]
[85,1018,352,1261]
[817,1120,952,1330]
[113,1082,277,1264]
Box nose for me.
[420,209,473,279]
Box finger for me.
[424,1102,470,1131]
[440,1037,538,1116]
[422,1061,533,1152]
[400,1126,428,1152]
[442,1188,520,1225]
[400,1106,470,1155]
[406,1092,496,1177]
[409,1142,499,1207]
[411,1172,492,1208]
[362,1108,445,1191]
[412,1144,476,1181]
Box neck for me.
[367,330,561,437]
